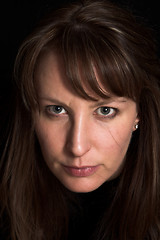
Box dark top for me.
[67,178,119,240]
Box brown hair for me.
[1,0,160,239]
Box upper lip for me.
[62,165,98,169]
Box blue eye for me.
[46,105,67,115]
[96,107,117,117]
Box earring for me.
[135,124,139,129]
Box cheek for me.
[107,124,133,153]
[35,120,64,159]
[98,123,133,155]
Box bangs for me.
[16,1,147,111]
[53,24,142,101]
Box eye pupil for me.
[46,105,67,116]
[101,107,110,115]
[54,106,62,113]
[50,106,62,113]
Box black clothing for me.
[67,178,119,240]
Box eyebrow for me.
[39,97,70,109]
[90,98,127,108]
[39,96,127,108]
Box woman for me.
[0,0,160,239]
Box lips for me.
[62,165,100,177]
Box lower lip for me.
[62,165,100,177]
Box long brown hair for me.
[1,0,160,239]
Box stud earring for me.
[135,124,139,129]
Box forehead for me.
[35,51,129,108]
[35,49,113,100]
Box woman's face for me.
[34,51,139,193]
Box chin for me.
[60,178,105,193]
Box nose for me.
[66,115,91,157]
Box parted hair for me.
[1,0,160,239]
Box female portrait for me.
[0,0,160,239]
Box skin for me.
[34,51,139,193]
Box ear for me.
[133,116,140,131]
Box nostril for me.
[66,139,91,157]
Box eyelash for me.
[45,105,118,118]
